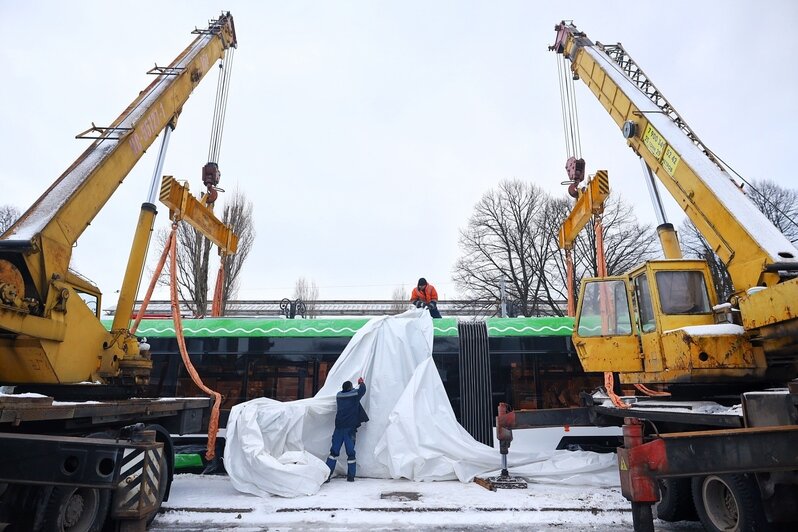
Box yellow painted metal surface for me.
[112,205,156,332]
[555,22,798,385]
[574,335,644,373]
[638,332,663,372]
[568,40,782,291]
[558,170,609,249]
[0,14,237,385]
[159,177,239,254]
[657,225,682,259]
[0,283,110,383]
[737,278,798,330]
[571,259,772,383]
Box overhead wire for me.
[704,149,798,242]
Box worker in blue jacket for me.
[326,377,369,482]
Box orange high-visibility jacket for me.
[410,284,438,304]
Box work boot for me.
[347,459,356,481]
[325,455,337,482]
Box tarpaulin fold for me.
[224,309,616,497]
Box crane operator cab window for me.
[76,290,99,317]
[576,279,633,337]
[633,273,656,333]
[655,271,711,315]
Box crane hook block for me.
[566,157,586,198]
[202,162,221,188]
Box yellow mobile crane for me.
[551,23,798,388]
[0,14,236,388]
[495,21,798,532]
[550,21,798,531]
[0,13,237,531]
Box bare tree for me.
[679,219,734,301]
[161,224,212,317]
[294,277,319,318]
[679,180,798,301]
[218,191,255,314]
[152,191,255,317]
[572,194,659,277]
[390,285,408,315]
[0,205,20,234]
[454,181,659,317]
[453,180,553,317]
[747,180,798,244]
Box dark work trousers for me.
[326,427,357,479]
[428,306,442,319]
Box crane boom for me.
[0,13,237,386]
[2,14,236,291]
[552,22,798,291]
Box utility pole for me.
[500,278,507,318]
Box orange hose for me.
[633,383,671,397]
[168,225,222,460]
[210,255,225,317]
[565,248,575,317]
[605,371,630,409]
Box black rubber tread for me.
[41,485,110,532]
[655,477,697,522]
[691,474,770,532]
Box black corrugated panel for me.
[457,320,493,446]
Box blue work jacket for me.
[334,383,368,429]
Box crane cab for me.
[573,259,766,384]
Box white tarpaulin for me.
[224,309,616,497]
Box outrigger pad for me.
[475,474,528,490]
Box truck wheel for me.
[41,485,110,532]
[655,478,696,522]
[691,474,769,532]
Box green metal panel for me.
[103,316,574,338]
[487,317,573,337]
[174,453,204,470]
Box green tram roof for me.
[102,316,574,338]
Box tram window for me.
[176,354,246,410]
[655,271,711,314]
[247,356,317,402]
[577,280,633,337]
[633,274,656,333]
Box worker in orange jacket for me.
[410,278,442,318]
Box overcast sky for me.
[2,0,797,307]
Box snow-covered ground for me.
[154,427,702,531]
[153,473,703,531]
[151,314,709,530]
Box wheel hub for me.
[64,492,85,528]
[703,475,740,531]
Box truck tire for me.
[655,478,696,522]
[41,485,110,532]
[691,474,769,532]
